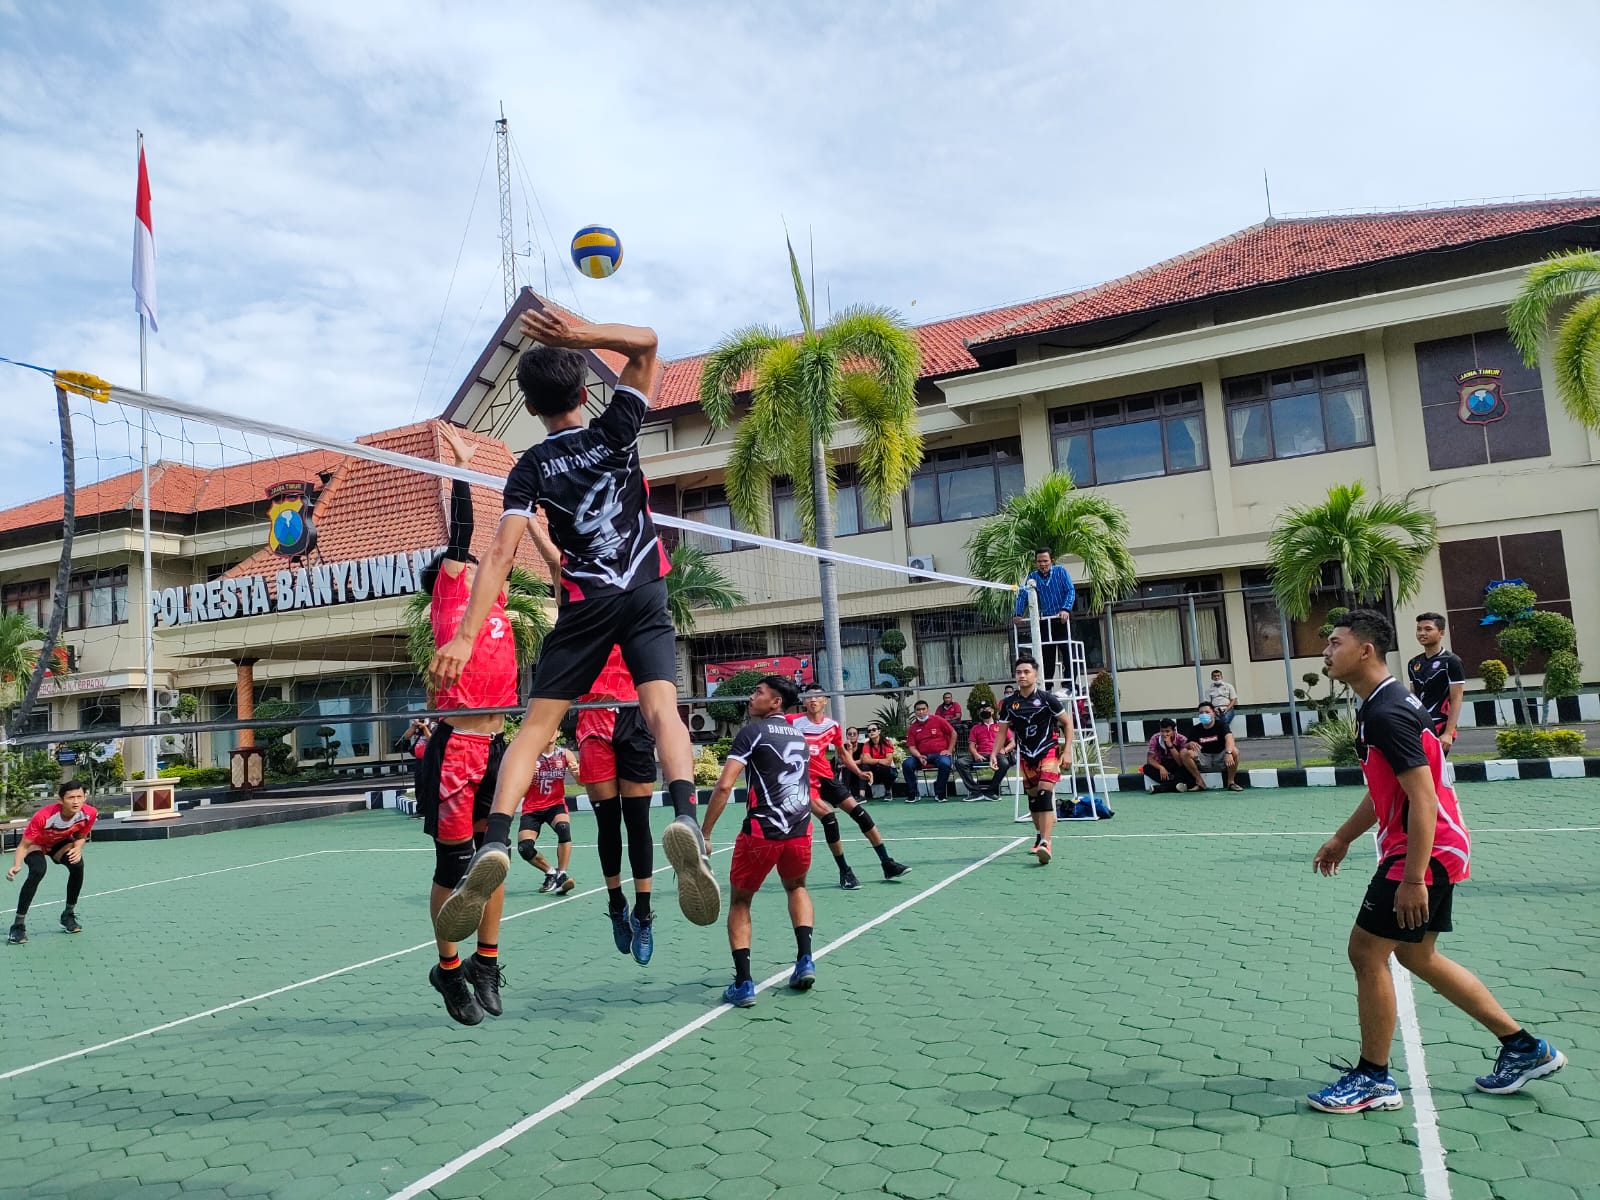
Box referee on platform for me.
[1013,548,1076,691]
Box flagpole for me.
[137,130,157,782]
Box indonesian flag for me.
[133,137,158,331]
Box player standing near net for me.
[417,423,514,1026]
[519,734,579,896]
[998,657,1074,866]
[6,781,96,945]
[790,684,911,891]
[701,676,816,1007]
[1407,612,1466,753]
[1307,610,1565,1113]
[430,308,719,946]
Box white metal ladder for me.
[1009,609,1112,823]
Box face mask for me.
[1195,713,1212,726]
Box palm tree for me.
[1266,481,1438,621]
[404,565,552,688]
[965,472,1139,624]
[0,611,46,714]
[699,236,922,698]
[1507,249,1600,434]
[665,543,745,635]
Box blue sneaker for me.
[629,912,654,966]
[608,904,632,955]
[1475,1039,1567,1094]
[1306,1064,1403,1113]
[723,979,757,1008]
[789,954,816,991]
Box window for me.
[78,695,122,732]
[779,621,898,692]
[774,465,891,541]
[914,611,1013,687]
[680,486,755,554]
[1241,566,1395,661]
[1105,576,1227,670]
[1050,387,1207,486]
[65,568,129,630]
[2,579,50,626]
[1224,357,1372,464]
[905,439,1025,526]
[294,675,373,761]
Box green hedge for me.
[1494,728,1586,759]
[159,765,232,787]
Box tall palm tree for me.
[1266,481,1437,620]
[665,543,745,635]
[965,472,1139,624]
[1507,249,1600,434]
[0,611,69,714]
[404,565,551,688]
[699,237,921,698]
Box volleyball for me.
[570,225,623,278]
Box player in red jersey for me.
[415,423,518,1025]
[1306,610,1565,1114]
[790,684,910,890]
[519,734,579,896]
[7,781,97,944]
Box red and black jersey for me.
[1406,650,1466,732]
[727,716,811,841]
[429,566,518,713]
[1356,677,1472,883]
[24,802,98,853]
[999,689,1065,760]
[787,713,843,781]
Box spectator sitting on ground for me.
[902,699,957,803]
[1190,702,1243,791]
[1144,718,1205,792]
[955,704,1011,800]
[1206,670,1239,729]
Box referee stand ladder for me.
[1011,582,1111,824]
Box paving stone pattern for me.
[0,783,1594,1198]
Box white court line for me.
[390,835,1029,1200]
[0,848,731,1083]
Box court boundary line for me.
[0,848,732,1083]
[388,835,1030,1200]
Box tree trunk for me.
[811,434,846,714]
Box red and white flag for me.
[133,135,158,331]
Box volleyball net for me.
[1,369,1071,786]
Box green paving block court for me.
[1,781,1596,1199]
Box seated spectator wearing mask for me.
[1190,701,1243,791]
[955,704,1011,800]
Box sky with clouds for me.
[1,0,1595,507]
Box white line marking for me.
[0,849,731,1083]
[388,835,1029,1200]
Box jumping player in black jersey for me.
[430,307,719,946]
[1406,612,1466,753]
[701,676,816,1008]
[998,656,1074,865]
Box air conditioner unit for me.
[688,707,716,734]
[156,688,182,711]
[907,554,936,577]
[156,733,185,756]
[155,711,175,725]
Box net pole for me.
[1106,599,1126,771]
[1279,602,1304,769]
[1186,594,1204,704]
[139,314,157,783]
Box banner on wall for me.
[703,655,814,695]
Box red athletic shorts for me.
[1020,750,1062,790]
[436,730,493,843]
[729,831,812,892]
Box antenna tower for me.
[496,104,516,308]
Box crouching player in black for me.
[701,676,816,1008]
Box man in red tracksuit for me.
[901,699,957,803]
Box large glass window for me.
[1106,576,1227,670]
[2,579,50,626]
[1050,386,1208,486]
[1241,566,1395,660]
[914,611,1013,687]
[905,439,1025,526]
[774,465,892,541]
[1224,357,1373,464]
[680,486,756,554]
[65,568,129,630]
[78,695,122,732]
[294,676,373,762]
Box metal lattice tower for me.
[496,103,515,309]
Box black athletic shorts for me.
[416,721,505,841]
[519,805,569,833]
[579,708,657,786]
[530,578,677,702]
[815,774,851,808]
[1355,856,1454,943]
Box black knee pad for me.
[622,795,653,880]
[517,839,541,864]
[554,821,572,845]
[434,840,474,889]
[1027,793,1054,814]
[820,812,841,844]
[848,805,875,834]
[25,853,47,881]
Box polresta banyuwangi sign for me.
[149,548,441,628]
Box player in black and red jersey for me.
[7,781,97,944]
[701,676,816,1008]
[1307,610,1565,1114]
[416,422,516,1025]
[431,308,719,945]
[790,684,910,890]
[518,734,579,896]
[998,656,1073,865]
[1406,612,1467,753]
